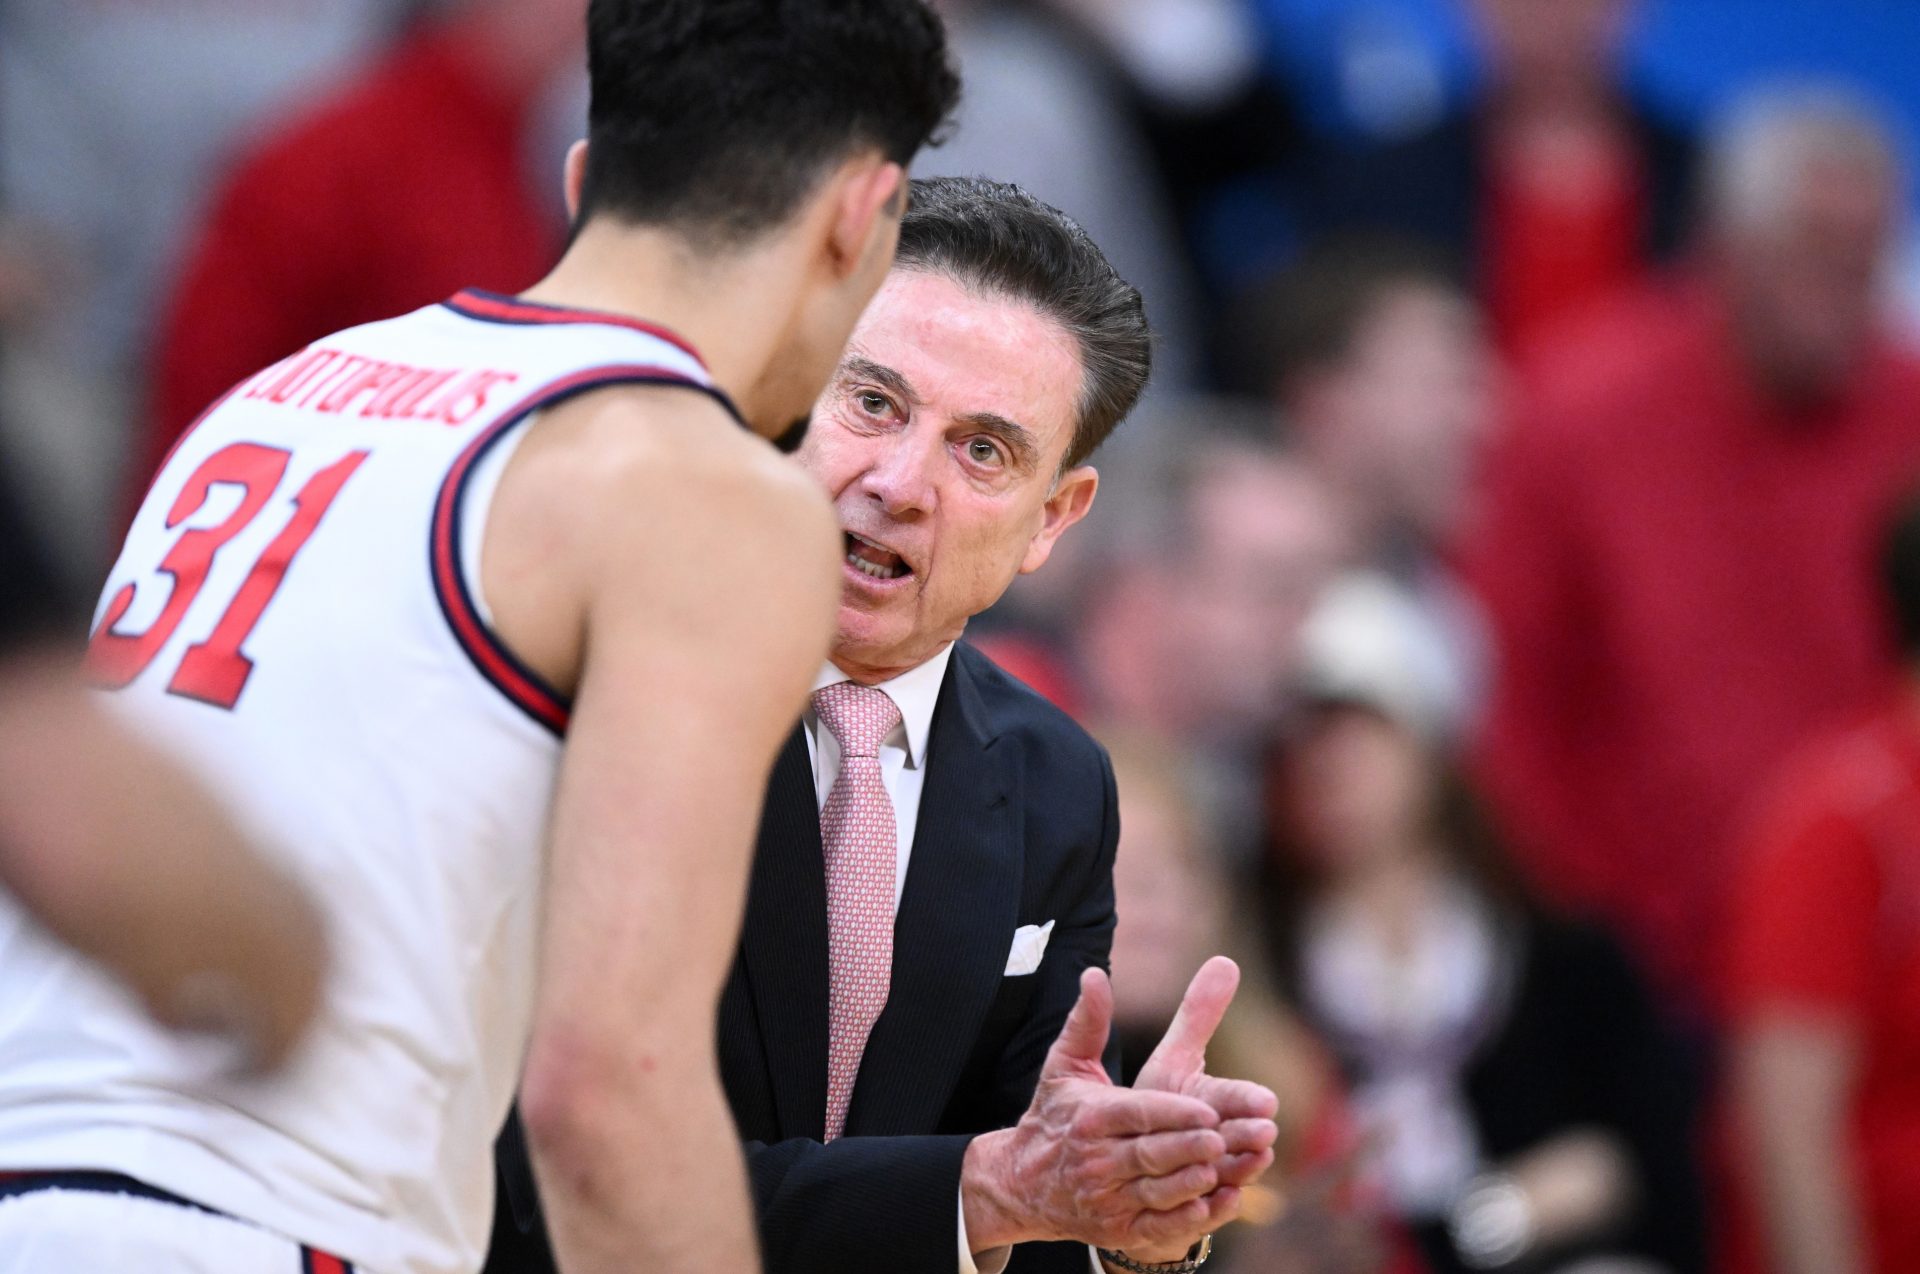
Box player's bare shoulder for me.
[544,381,839,578]
[483,383,840,699]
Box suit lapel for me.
[846,648,1023,1136]
[738,725,831,1141]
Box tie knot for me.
[812,682,902,759]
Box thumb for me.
[1042,965,1114,1079]
[1140,956,1240,1084]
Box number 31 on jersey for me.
[89,442,368,710]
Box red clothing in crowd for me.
[140,24,560,492]
[1482,134,1646,360]
[1465,278,1920,1008]
[1723,693,1920,1273]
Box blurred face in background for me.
[1080,555,1188,733]
[1277,706,1434,882]
[1722,150,1898,404]
[1468,0,1636,95]
[1175,456,1351,738]
[1294,284,1497,548]
[799,268,1098,678]
[1109,761,1225,1029]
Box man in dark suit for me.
[488,177,1279,1274]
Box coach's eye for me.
[967,438,1004,467]
[856,391,892,417]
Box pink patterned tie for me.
[812,681,903,1142]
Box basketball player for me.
[0,5,958,1274]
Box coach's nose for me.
[859,420,940,520]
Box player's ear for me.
[826,156,906,281]
[563,139,590,221]
[1021,465,1100,575]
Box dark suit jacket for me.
[485,641,1121,1274]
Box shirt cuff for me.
[1090,1246,1109,1273]
[958,1187,1011,1274]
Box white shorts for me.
[0,1184,353,1273]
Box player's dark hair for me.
[1224,234,1463,399]
[1881,479,1920,657]
[895,176,1151,471]
[581,0,959,244]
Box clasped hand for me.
[961,957,1280,1264]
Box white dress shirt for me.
[805,648,1108,1274]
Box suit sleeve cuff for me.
[959,1186,1011,1274]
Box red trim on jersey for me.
[444,289,708,367]
[429,363,725,736]
[302,1249,352,1274]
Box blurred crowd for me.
[7,1,1920,1272]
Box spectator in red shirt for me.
[1723,484,1920,1274]
[1464,87,1920,1015]
[137,0,583,495]
[1311,0,1696,361]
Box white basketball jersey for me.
[0,290,735,1274]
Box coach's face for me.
[797,269,1098,682]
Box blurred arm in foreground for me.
[0,655,327,1072]
[0,467,324,1070]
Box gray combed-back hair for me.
[895,176,1152,471]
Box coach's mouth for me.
[844,530,913,583]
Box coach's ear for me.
[563,139,590,220]
[1020,465,1099,575]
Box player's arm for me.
[509,394,841,1274]
[0,651,327,1071]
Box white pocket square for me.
[1003,920,1056,976]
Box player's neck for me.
[522,224,803,426]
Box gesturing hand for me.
[1135,957,1282,1193]
[960,966,1242,1256]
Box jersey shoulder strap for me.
[427,290,748,737]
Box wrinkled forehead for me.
[842,268,1086,469]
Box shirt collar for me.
[810,643,955,769]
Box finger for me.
[1217,1117,1281,1157]
[1125,1196,1212,1250]
[1079,1088,1220,1138]
[1132,1161,1220,1212]
[1122,1128,1226,1179]
[1139,956,1239,1080]
[1201,1184,1245,1228]
[1116,1186,1245,1256]
[1190,1075,1280,1122]
[1217,1147,1277,1189]
[1042,966,1114,1079]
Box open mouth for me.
[844,530,912,582]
